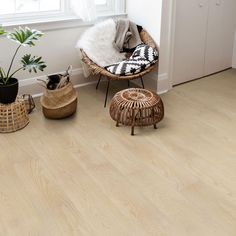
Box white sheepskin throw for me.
[76,19,126,68]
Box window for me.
[95,0,107,4]
[0,0,125,26]
[0,0,62,15]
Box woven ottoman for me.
[110,88,164,135]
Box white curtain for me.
[70,0,97,22]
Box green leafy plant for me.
[0,26,47,85]
[0,27,6,36]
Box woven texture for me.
[0,97,29,133]
[22,94,35,114]
[40,82,78,119]
[80,30,158,80]
[110,88,164,135]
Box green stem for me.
[6,67,23,83]
[0,67,6,78]
[6,44,21,78]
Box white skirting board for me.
[19,68,97,97]
[157,73,170,94]
[130,71,171,94]
[19,68,170,98]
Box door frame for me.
[159,0,177,91]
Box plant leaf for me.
[0,67,6,79]
[0,26,7,36]
[21,54,47,73]
[7,27,43,47]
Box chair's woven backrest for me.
[140,30,157,49]
[80,29,158,80]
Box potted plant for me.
[0,26,46,104]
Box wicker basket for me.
[0,97,29,133]
[40,82,78,119]
[110,88,164,135]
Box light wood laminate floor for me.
[1,69,236,236]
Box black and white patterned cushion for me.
[106,44,158,76]
[105,56,151,76]
[131,43,158,61]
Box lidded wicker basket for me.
[40,82,78,119]
[0,97,29,133]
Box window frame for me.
[0,0,126,28]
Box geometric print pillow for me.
[105,56,152,76]
[106,43,159,76]
[131,43,159,62]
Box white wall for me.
[126,0,172,93]
[0,24,92,94]
[0,25,87,79]
[0,2,174,95]
[126,0,162,44]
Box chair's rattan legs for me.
[96,75,102,90]
[104,78,110,108]
[152,108,157,129]
[127,80,130,88]
[131,110,136,136]
[140,76,145,89]
[131,126,135,136]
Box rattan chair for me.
[80,29,158,107]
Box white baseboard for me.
[31,81,98,98]
[19,68,172,97]
[19,67,97,97]
[130,71,171,94]
[158,73,171,94]
[19,68,83,87]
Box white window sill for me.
[2,13,127,32]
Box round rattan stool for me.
[110,88,164,135]
[0,97,29,133]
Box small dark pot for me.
[0,78,19,104]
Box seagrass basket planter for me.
[0,97,29,133]
[110,88,164,135]
[40,82,78,119]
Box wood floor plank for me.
[0,69,236,235]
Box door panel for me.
[204,0,236,75]
[172,0,209,85]
[204,0,223,75]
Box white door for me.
[204,0,223,75]
[220,0,236,70]
[204,0,236,75]
[172,0,209,85]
